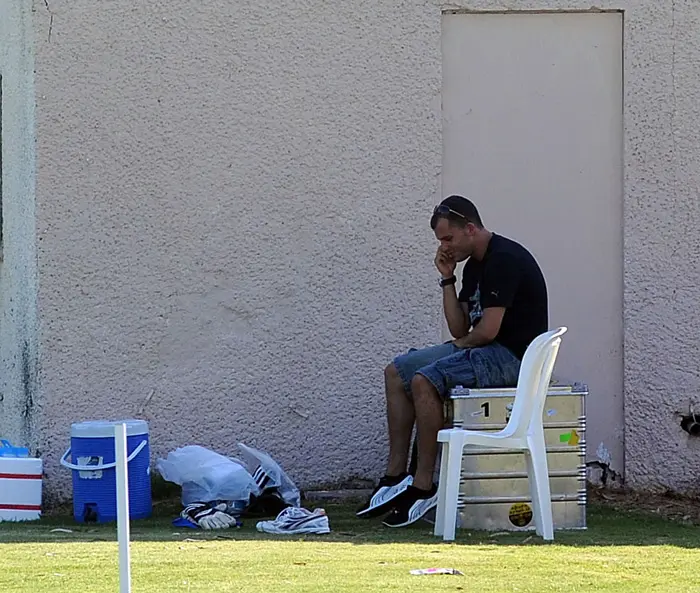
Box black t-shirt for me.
[458,233,548,359]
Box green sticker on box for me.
[559,430,579,446]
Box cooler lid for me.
[71,419,149,438]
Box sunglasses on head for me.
[433,204,467,219]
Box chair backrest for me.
[503,327,567,439]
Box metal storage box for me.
[445,383,587,532]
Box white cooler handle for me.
[60,440,147,471]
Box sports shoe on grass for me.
[356,473,413,518]
[256,507,331,535]
[381,484,438,528]
[243,488,290,518]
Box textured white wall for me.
[28,0,700,500]
[32,0,442,501]
[0,0,39,453]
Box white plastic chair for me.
[433,327,568,542]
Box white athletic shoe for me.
[256,507,331,535]
[382,484,439,528]
[356,474,414,518]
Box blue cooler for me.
[60,419,152,523]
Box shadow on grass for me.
[1,501,699,548]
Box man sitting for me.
[357,195,549,527]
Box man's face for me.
[433,217,475,262]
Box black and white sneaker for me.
[356,473,413,518]
[381,484,438,528]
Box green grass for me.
[1,501,699,593]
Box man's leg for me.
[410,374,444,491]
[382,342,458,477]
[380,374,444,528]
[382,343,521,527]
[356,342,458,518]
[384,362,415,477]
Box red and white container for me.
[0,456,43,521]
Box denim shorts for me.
[393,341,521,398]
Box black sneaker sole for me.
[356,499,400,519]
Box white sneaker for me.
[256,507,331,535]
[356,474,413,518]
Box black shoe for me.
[356,473,413,518]
[242,488,290,518]
[382,484,438,528]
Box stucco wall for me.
[28,0,700,500]
[0,0,39,453]
[32,0,442,501]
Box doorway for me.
[441,11,624,474]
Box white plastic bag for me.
[156,445,259,505]
[237,443,301,507]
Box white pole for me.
[115,423,132,593]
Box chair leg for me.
[526,435,554,541]
[434,441,450,537]
[439,436,464,541]
[524,451,544,536]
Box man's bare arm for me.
[443,284,470,339]
[435,246,470,338]
[452,307,505,348]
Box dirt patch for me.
[590,486,700,525]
